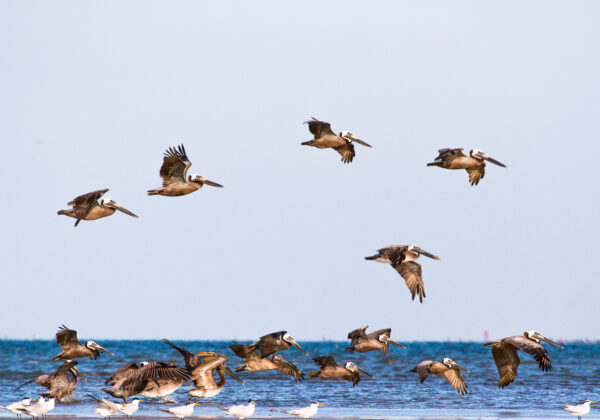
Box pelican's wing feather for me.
[333,143,355,163]
[395,261,425,303]
[503,336,552,372]
[56,325,80,350]
[159,144,191,186]
[466,164,486,186]
[305,118,335,138]
[490,344,520,388]
[440,368,468,395]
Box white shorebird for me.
[283,402,323,419]
[0,398,36,417]
[158,403,199,419]
[119,398,141,417]
[17,397,55,418]
[219,400,255,419]
[563,400,597,419]
[89,395,124,418]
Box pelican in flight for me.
[219,400,255,419]
[89,395,125,419]
[57,189,138,227]
[365,245,440,303]
[15,361,86,400]
[102,361,189,402]
[410,358,469,395]
[346,326,406,355]
[1,398,36,417]
[283,402,323,419]
[229,343,305,381]
[483,330,564,388]
[17,397,55,418]
[250,331,309,358]
[427,148,507,186]
[161,340,242,400]
[309,356,373,386]
[301,117,372,163]
[147,144,223,196]
[52,325,113,361]
[158,403,200,419]
[564,400,597,420]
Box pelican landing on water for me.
[147,144,223,196]
[483,330,563,388]
[410,358,469,395]
[309,356,373,386]
[346,326,406,355]
[57,189,137,227]
[365,245,440,303]
[301,118,371,163]
[15,361,85,401]
[427,148,507,186]
[161,340,242,400]
[52,325,113,361]
[564,400,597,420]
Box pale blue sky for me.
[1,1,599,340]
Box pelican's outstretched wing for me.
[440,368,468,395]
[503,336,552,371]
[466,164,485,186]
[305,118,335,139]
[159,144,191,186]
[56,325,80,351]
[312,356,338,369]
[333,143,355,163]
[488,344,520,388]
[395,261,425,303]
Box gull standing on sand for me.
[158,403,199,419]
[283,402,323,419]
[0,398,36,417]
[89,395,124,419]
[17,397,55,418]
[563,400,597,419]
[119,398,141,417]
[219,400,255,419]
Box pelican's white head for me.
[345,362,357,371]
[283,332,292,342]
[100,197,114,206]
[442,357,454,367]
[189,174,205,183]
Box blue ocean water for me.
[0,340,598,418]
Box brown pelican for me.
[15,361,86,400]
[301,117,372,163]
[483,330,563,388]
[102,361,189,402]
[410,358,469,395]
[158,403,200,419]
[16,397,55,418]
[57,189,137,227]
[161,340,243,400]
[52,325,113,361]
[283,402,323,419]
[1,398,36,417]
[365,245,440,303]
[308,356,373,386]
[250,331,309,358]
[564,400,597,419]
[346,326,406,354]
[229,343,305,381]
[219,400,255,419]
[427,148,507,186]
[147,144,223,196]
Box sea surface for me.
[0,340,598,418]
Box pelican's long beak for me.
[455,363,469,373]
[203,179,224,188]
[289,339,309,356]
[387,338,407,349]
[540,336,564,349]
[222,366,244,384]
[346,135,372,148]
[357,366,374,378]
[113,203,138,218]
[93,343,115,355]
[480,154,507,168]
[416,248,441,260]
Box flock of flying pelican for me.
[3,119,587,418]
